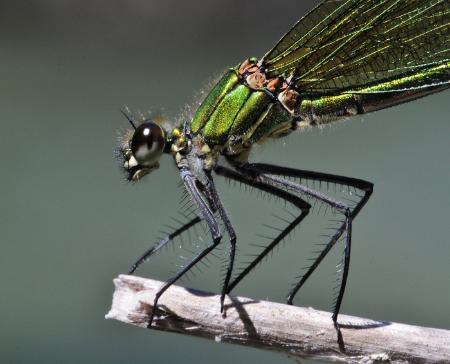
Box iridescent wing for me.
[262,0,450,94]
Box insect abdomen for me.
[296,61,450,128]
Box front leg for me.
[128,215,202,274]
[148,168,222,326]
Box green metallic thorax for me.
[190,68,292,150]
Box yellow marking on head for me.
[172,128,181,138]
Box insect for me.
[117,0,449,350]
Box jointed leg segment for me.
[235,163,373,350]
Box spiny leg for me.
[128,215,202,274]
[204,170,237,313]
[149,235,222,326]
[240,163,373,298]
[148,168,222,327]
[213,165,311,295]
[129,167,224,275]
[237,163,373,351]
[243,163,373,216]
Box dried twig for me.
[106,275,450,363]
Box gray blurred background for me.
[1,1,449,363]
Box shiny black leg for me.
[214,165,311,295]
[237,163,373,351]
[204,170,237,312]
[147,168,222,326]
[128,216,202,274]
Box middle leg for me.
[236,162,373,350]
[214,165,311,295]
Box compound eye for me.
[131,122,165,166]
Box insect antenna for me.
[120,108,137,130]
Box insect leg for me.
[237,163,373,351]
[214,165,311,295]
[147,168,222,327]
[128,215,202,274]
[204,170,237,313]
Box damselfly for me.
[117,0,449,350]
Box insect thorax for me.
[189,59,300,160]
